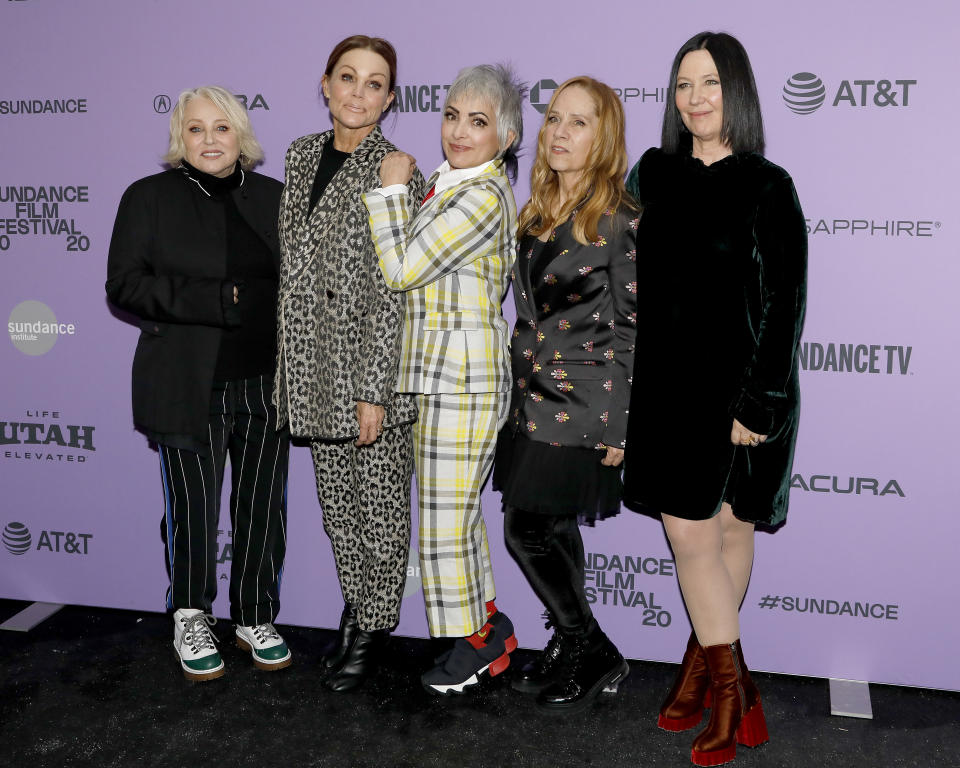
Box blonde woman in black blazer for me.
[494,76,637,714]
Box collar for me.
[429,159,497,197]
[178,160,244,198]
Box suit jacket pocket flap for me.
[424,311,482,331]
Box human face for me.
[675,49,724,147]
[322,48,394,144]
[543,85,597,187]
[181,96,240,178]
[441,94,511,170]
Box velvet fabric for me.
[623,148,807,527]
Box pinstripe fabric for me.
[415,392,509,637]
[362,159,516,395]
[158,375,289,626]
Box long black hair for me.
[661,31,765,156]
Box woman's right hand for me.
[380,151,416,187]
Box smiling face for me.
[675,48,725,147]
[542,85,597,185]
[441,93,507,170]
[181,96,240,178]
[322,47,394,141]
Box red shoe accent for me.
[690,743,736,767]
[504,633,518,654]
[735,701,769,748]
[485,599,497,619]
[488,651,511,677]
[658,710,704,732]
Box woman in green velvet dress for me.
[623,32,807,766]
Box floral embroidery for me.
[555,411,570,423]
[556,381,574,392]
[608,320,616,330]
[628,216,639,230]
[625,281,637,294]
[627,311,636,324]
[530,391,543,403]
[550,368,568,380]
[582,341,594,352]
[603,380,613,392]
[594,442,606,450]
[591,311,600,322]
[526,420,537,432]
[578,265,594,275]
[512,327,520,338]
[517,377,527,389]
[536,331,545,343]
[626,248,636,262]
[520,290,527,300]
[522,348,533,360]
[532,362,542,373]
[553,350,563,360]
[600,411,609,424]
[525,247,534,259]
[510,269,516,281]
[593,235,607,247]
[557,319,571,331]
[541,303,551,313]
[566,293,582,303]
[544,273,558,285]
[550,441,561,447]
[604,348,615,360]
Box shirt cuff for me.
[369,184,408,198]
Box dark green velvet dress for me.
[622,147,807,528]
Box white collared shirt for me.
[375,158,496,199]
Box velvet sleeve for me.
[105,182,238,327]
[730,176,808,434]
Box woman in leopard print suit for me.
[274,35,425,692]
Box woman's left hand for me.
[601,445,624,467]
[380,151,416,187]
[356,401,386,446]
[731,418,767,447]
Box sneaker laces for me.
[181,613,218,654]
[249,623,281,643]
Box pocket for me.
[424,311,483,331]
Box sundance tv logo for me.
[783,72,916,113]
[2,522,31,555]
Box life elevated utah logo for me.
[783,72,916,113]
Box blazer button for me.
[152,325,159,333]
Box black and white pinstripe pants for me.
[158,374,289,627]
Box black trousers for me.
[158,374,289,627]
[503,507,594,636]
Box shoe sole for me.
[537,659,630,715]
[422,646,515,696]
[236,636,292,671]
[174,647,225,682]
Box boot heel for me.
[735,701,769,748]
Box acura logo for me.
[153,94,171,114]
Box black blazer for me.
[505,205,638,450]
[106,168,283,445]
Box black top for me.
[308,144,350,216]
[622,148,807,527]
[106,166,283,449]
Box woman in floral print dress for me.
[493,76,638,714]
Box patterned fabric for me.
[415,392,508,637]
[506,206,638,450]
[274,127,426,439]
[362,159,517,395]
[310,424,413,632]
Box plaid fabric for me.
[414,392,509,637]
[362,160,517,395]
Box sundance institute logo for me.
[782,72,826,114]
[3,522,31,555]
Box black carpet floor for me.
[0,599,956,767]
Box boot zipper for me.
[730,642,746,714]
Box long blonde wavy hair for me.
[519,77,635,244]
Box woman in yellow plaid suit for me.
[363,64,526,694]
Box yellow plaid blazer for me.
[363,160,517,395]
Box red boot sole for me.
[658,710,704,732]
[690,702,768,765]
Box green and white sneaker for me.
[173,608,225,682]
[236,622,292,671]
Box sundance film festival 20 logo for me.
[584,552,674,627]
[2,522,31,555]
[783,72,916,113]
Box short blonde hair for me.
[163,86,264,169]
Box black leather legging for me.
[503,507,594,635]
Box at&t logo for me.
[783,72,916,113]
[3,521,31,555]
[2,521,92,554]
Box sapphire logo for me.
[530,79,559,114]
[783,73,826,114]
[3,522,31,555]
[153,94,171,114]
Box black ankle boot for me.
[324,629,390,692]
[536,625,629,714]
[512,627,566,694]
[321,603,358,675]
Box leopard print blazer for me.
[274,126,425,439]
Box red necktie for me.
[420,185,436,207]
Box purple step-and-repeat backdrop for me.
[1,1,956,691]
